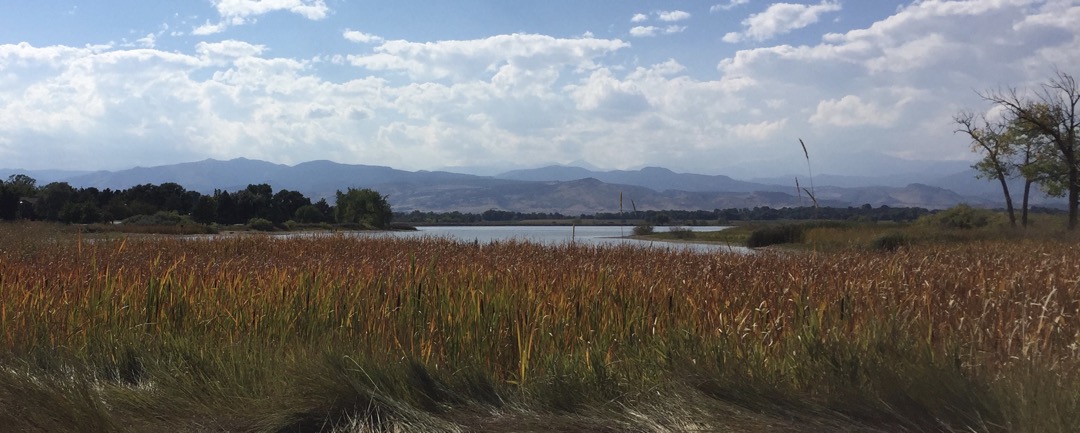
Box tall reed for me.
[1,230,1078,431]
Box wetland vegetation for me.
[2,218,1079,432]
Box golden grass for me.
[2,223,1080,431]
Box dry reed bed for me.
[2,234,1077,376]
[1,233,1079,429]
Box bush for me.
[869,231,909,251]
[668,226,695,239]
[633,222,655,236]
[919,204,994,229]
[747,224,805,248]
[123,211,195,226]
[389,222,418,231]
[294,205,326,224]
[247,218,275,231]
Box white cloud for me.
[630,26,658,37]
[136,33,157,48]
[630,24,685,38]
[729,118,788,141]
[713,0,1080,169]
[864,33,959,74]
[211,0,329,21]
[343,30,384,44]
[724,1,842,43]
[192,20,228,35]
[665,25,688,35]
[571,68,649,115]
[711,0,750,13]
[193,0,330,35]
[0,38,752,173]
[658,10,692,22]
[196,40,266,61]
[809,95,899,127]
[631,13,648,23]
[347,33,629,81]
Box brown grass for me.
[0,223,1078,431]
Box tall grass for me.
[1,225,1079,431]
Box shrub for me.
[668,226,695,239]
[337,222,364,230]
[870,231,909,251]
[747,224,805,248]
[389,222,418,231]
[123,211,195,226]
[919,204,994,229]
[294,205,326,224]
[247,217,275,231]
[633,222,655,236]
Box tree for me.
[294,205,325,223]
[234,184,273,223]
[334,188,392,229]
[315,199,334,222]
[103,196,132,221]
[157,182,190,213]
[191,195,218,224]
[0,182,18,220]
[1010,113,1057,227]
[36,182,77,221]
[1,175,38,220]
[0,185,15,219]
[5,174,37,198]
[59,202,102,224]
[983,70,1080,229]
[956,111,1017,226]
[272,189,311,224]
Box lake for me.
[372,225,751,254]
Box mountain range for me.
[1,158,1063,214]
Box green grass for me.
[636,225,753,245]
[641,212,1078,253]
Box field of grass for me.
[662,212,1078,252]
[1,221,1080,432]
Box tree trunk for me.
[1022,179,1032,227]
[997,173,1016,227]
[1070,167,1079,230]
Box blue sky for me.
[1,1,1078,178]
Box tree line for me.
[0,175,392,229]
[396,204,936,225]
[6,175,1056,228]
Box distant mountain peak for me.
[8,156,1042,213]
[497,165,782,194]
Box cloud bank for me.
[1,0,1078,179]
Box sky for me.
[1,0,1078,178]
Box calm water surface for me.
[377,225,750,254]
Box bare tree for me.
[983,71,1080,229]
